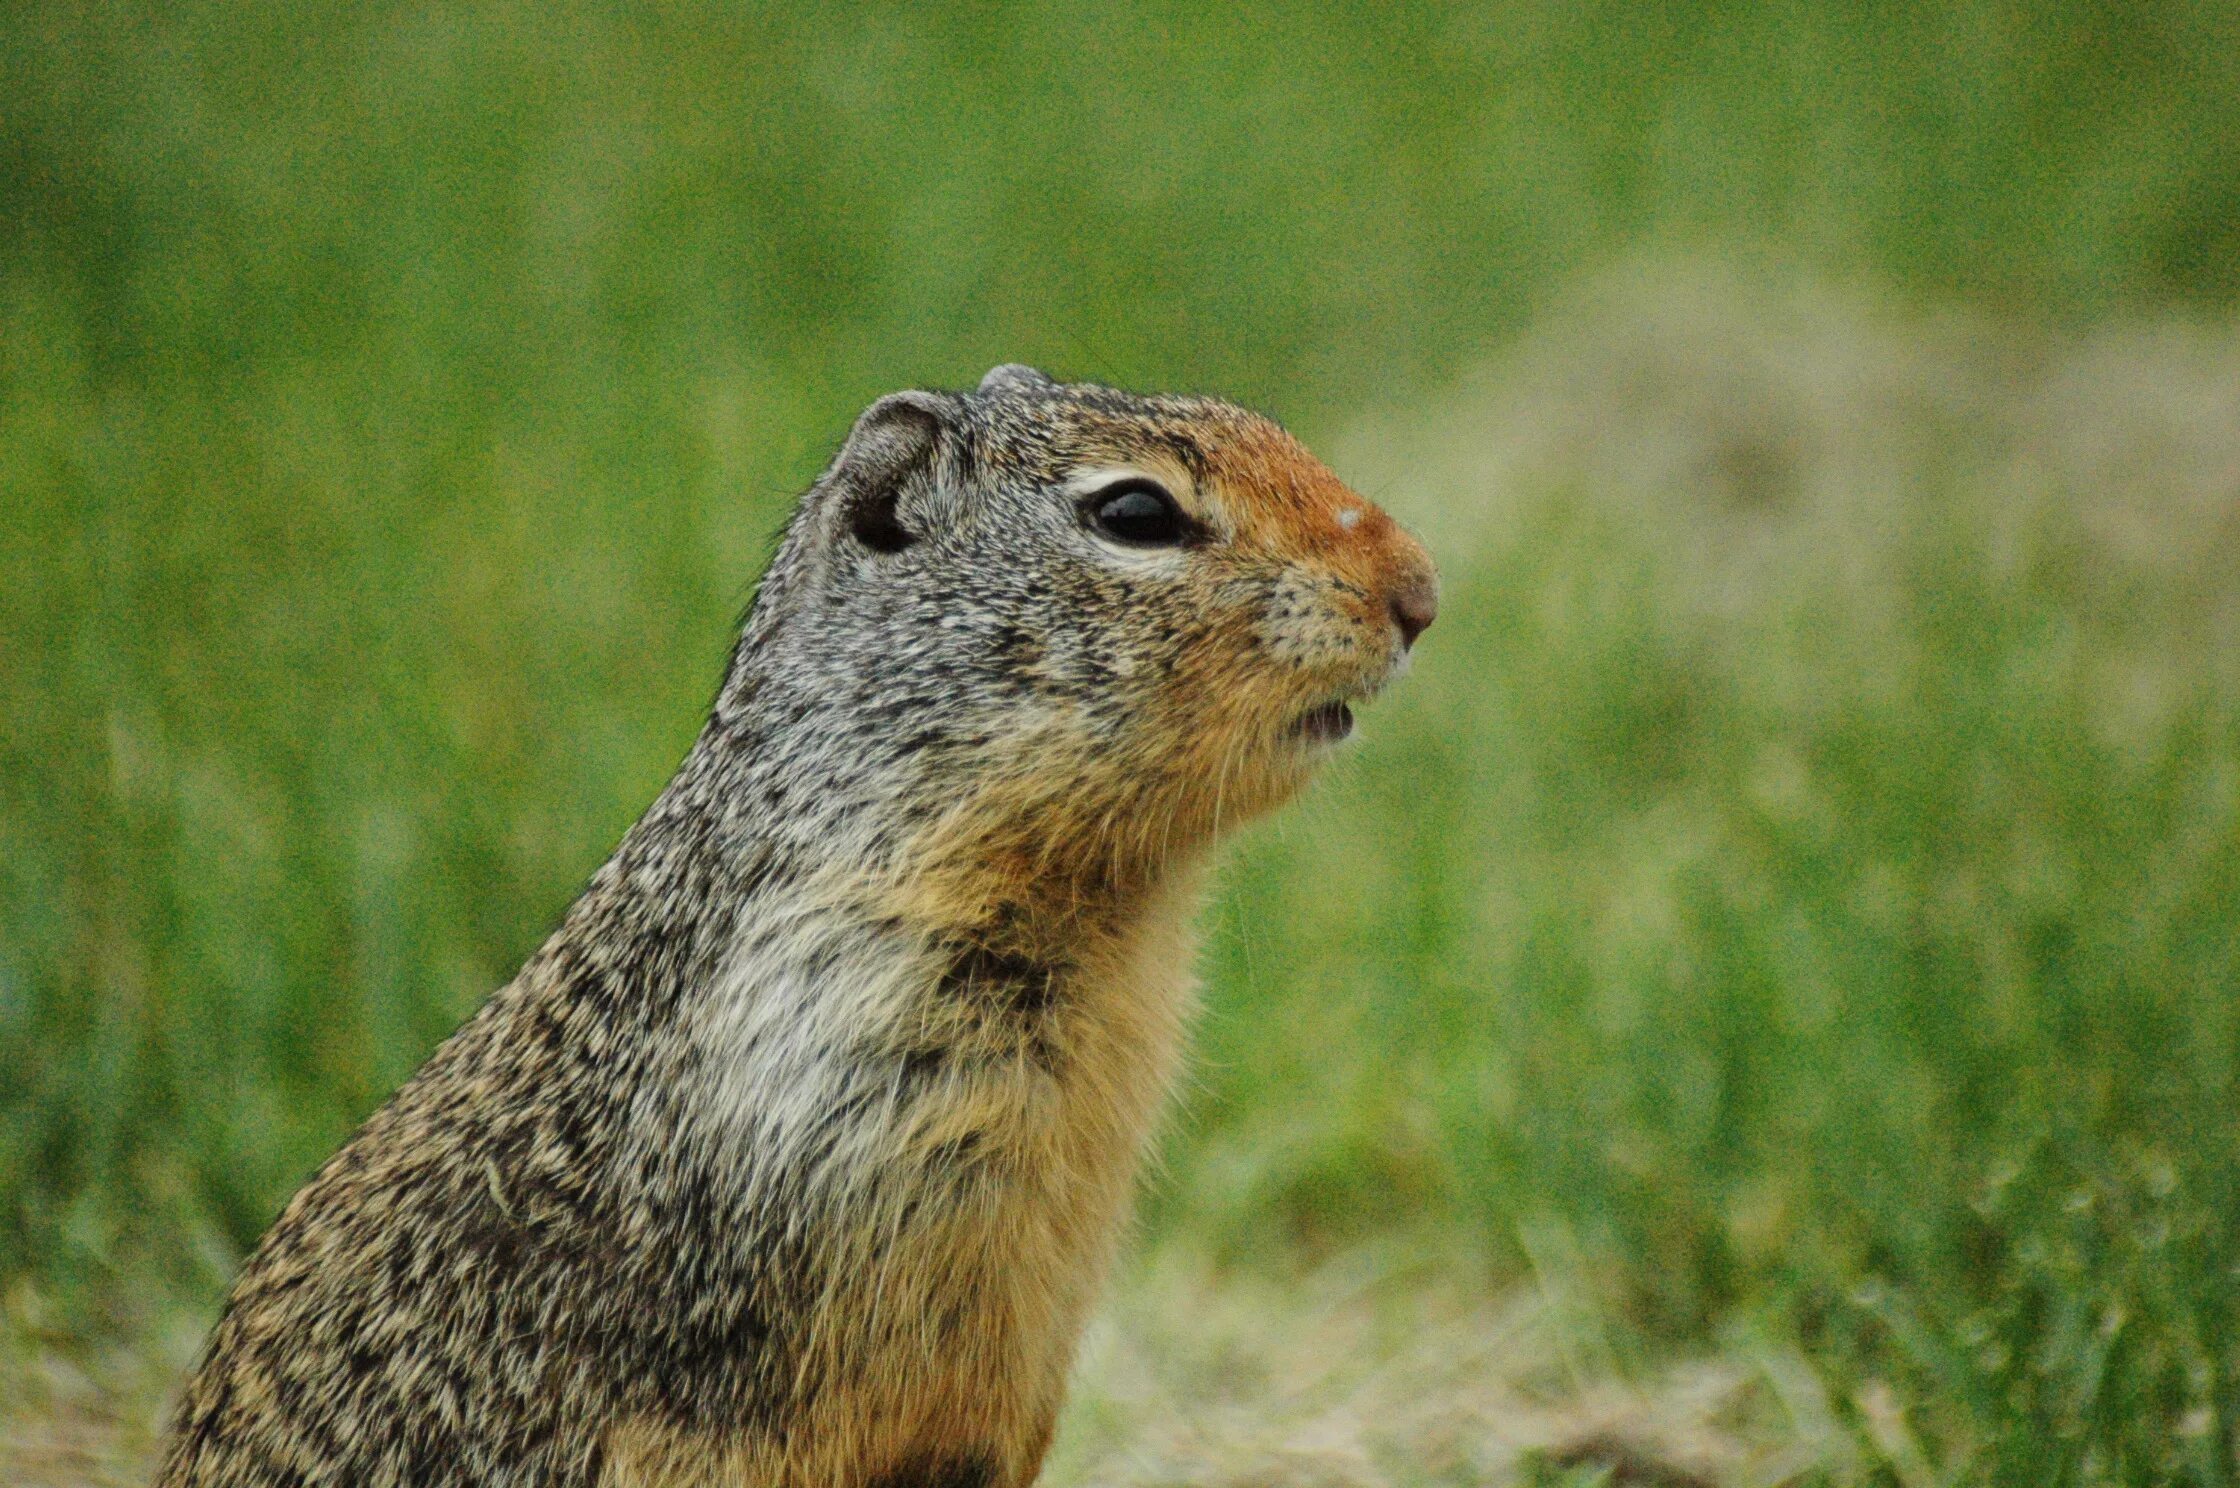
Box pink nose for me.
[1389,571,1438,649]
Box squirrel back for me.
[155,365,1437,1488]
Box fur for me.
[154,371,1437,1487]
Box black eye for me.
[1087,480,1193,546]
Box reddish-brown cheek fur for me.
[899,679,1305,939]
[1206,419,1436,637]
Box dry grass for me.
[1341,258,2240,651]
[1049,1248,1849,1488]
[1,1252,1843,1488]
[0,1292,194,1487]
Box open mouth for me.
[1292,698,1355,744]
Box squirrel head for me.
[725,367,1437,912]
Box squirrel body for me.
[155,367,1436,1488]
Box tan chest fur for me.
[601,866,1204,1488]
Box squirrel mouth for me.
[1292,698,1355,744]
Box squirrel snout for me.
[1389,570,1438,650]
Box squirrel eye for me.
[1087,480,1192,547]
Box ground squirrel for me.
[154,365,1439,1488]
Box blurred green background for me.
[8,2,2240,1482]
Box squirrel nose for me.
[1389,571,1438,650]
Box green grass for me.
[1155,276,2240,1481]
[9,3,2240,1482]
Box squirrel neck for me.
[613,700,1209,1239]
[603,692,1205,1002]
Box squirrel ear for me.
[978,363,1055,396]
[823,391,954,554]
